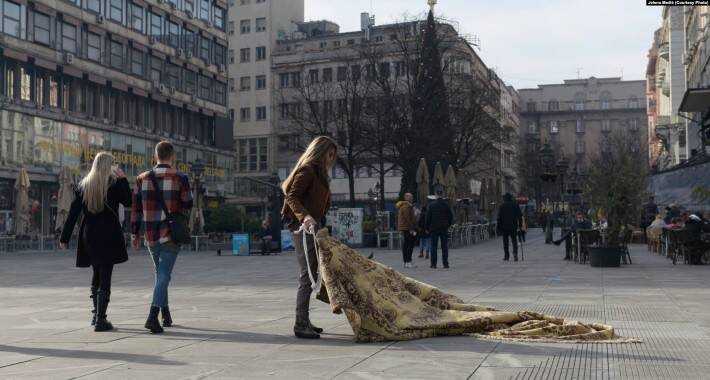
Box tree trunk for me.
[378,159,386,211]
[348,174,356,207]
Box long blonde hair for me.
[79,152,115,214]
[282,136,337,193]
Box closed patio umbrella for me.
[14,168,30,236]
[190,188,205,234]
[433,162,445,192]
[444,165,457,203]
[415,158,430,206]
[55,167,74,233]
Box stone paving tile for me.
[1,229,709,379]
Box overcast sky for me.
[305,0,662,90]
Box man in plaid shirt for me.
[131,141,192,334]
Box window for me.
[309,69,318,83]
[255,46,266,61]
[528,122,538,134]
[213,5,224,30]
[228,48,235,63]
[630,118,639,132]
[150,55,162,81]
[575,140,585,154]
[550,121,559,134]
[576,119,584,133]
[602,119,611,133]
[215,81,226,105]
[255,17,266,32]
[337,66,347,81]
[628,97,639,109]
[199,74,212,99]
[291,72,301,87]
[240,0,249,4]
[184,69,196,94]
[62,23,78,54]
[109,0,122,22]
[240,107,250,121]
[214,43,226,65]
[333,40,340,47]
[379,62,390,79]
[199,0,210,21]
[351,65,360,81]
[86,0,100,13]
[322,68,332,82]
[526,102,536,112]
[228,21,234,35]
[200,36,211,62]
[240,48,250,62]
[149,12,162,37]
[319,41,327,49]
[256,106,266,120]
[238,138,268,172]
[130,48,143,76]
[255,75,266,90]
[548,100,559,111]
[167,20,180,47]
[279,103,288,119]
[574,93,585,111]
[279,73,289,88]
[395,61,405,77]
[184,0,194,16]
[110,40,123,69]
[184,29,196,54]
[167,63,180,89]
[86,32,101,62]
[1,0,20,37]
[130,3,143,33]
[33,12,50,45]
[240,76,250,91]
[240,19,250,34]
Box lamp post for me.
[556,158,569,212]
[191,158,205,234]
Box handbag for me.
[148,170,192,245]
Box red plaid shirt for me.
[131,164,193,246]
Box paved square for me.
[1,230,709,379]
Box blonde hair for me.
[79,152,115,214]
[282,136,337,193]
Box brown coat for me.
[281,163,332,231]
[397,201,416,231]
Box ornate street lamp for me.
[191,159,205,234]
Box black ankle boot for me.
[294,317,320,339]
[308,321,323,334]
[161,306,173,327]
[90,287,98,326]
[145,306,164,334]
[94,291,114,332]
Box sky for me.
[305,0,662,89]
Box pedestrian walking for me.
[281,136,338,339]
[497,193,522,262]
[518,214,528,243]
[426,188,453,269]
[418,203,431,259]
[131,141,193,334]
[59,152,132,332]
[397,193,417,268]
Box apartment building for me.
[0,0,234,234]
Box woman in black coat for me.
[60,152,132,332]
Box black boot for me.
[308,321,323,334]
[90,287,98,326]
[161,306,173,327]
[145,306,164,334]
[294,316,320,339]
[94,291,114,332]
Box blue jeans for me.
[148,242,179,308]
[420,237,431,254]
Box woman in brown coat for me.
[281,136,338,339]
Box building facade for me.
[0,0,233,235]
[519,77,648,196]
[682,5,710,156]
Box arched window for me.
[600,91,611,110]
[526,102,536,112]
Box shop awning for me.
[679,88,710,113]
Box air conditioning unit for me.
[176,48,184,58]
[96,15,104,24]
[159,84,167,93]
[149,36,156,45]
[185,51,193,59]
[64,53,75,64]
[169,86,176,94]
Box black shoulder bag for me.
[148,171,191,245]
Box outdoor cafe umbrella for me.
[433,162,445,191]
[55,167,74,233]
[444,165,457,203]
[415,158,430,205]
[14,168,30,236]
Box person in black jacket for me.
[425,188,453,269]
[497,193,522,261]
[60,152,132,332]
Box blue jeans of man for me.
[148,242,179,308]
[430,231,449,268]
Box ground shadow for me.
[0,344,185,366]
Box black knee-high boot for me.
[94,291,114,332]
[90,286,98,326]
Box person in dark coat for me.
[425,188,453,269]
[60,152,131,332]
[497,193,522,261]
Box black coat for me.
[60,178,132,268]
[497,200,522,232]
[425,199,453,233]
